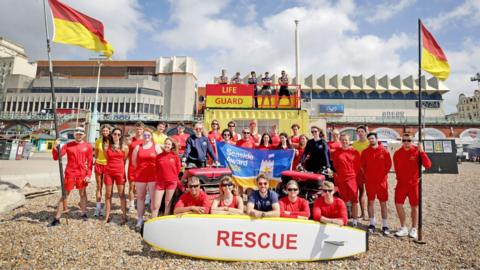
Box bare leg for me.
[367,200,375,223]
[352,202,358,220]
[117,184,127,224]
[395,204,406,227]
[55,190,71,219]
[152,189,165,218]
[95,172,103,205]
[135,182,147,221]
[104,184,113,223]
[411,206,418,229]
[380,201,388,220]
[359,184,366,219]
[79,189,87,214]
[164,189,176,215]
[147,182,156,214]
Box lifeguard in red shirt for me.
[174,176,211,214]
[236,128,256,148]
[290,124,301,148]
[361,132,392,235]
[393,133,432,239]
[210,176,244,215]
[153,138,181,217]
[227,121,241,142]
[312,181,348,226]
[103,128,129,224]
[257,133,273,150]
[279,180,310,219]
[327,129,342,156]
[48,127,93,227]
[332,134,361,226]
[126,122,144,212]
[292,135,308,169]
[171,123,190,155]
[220,129,236,145]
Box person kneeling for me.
[210,176,244,215]
[246,174,280,218]
[313,181,347,226]
[173,176,210,214]
[279,180,310,219]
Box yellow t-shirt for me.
[153,132,168,145]
[95,138,108,165]
[352,140,369,154]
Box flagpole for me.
[42,0,67,202]
[416,18,426,244]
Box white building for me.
[0,37,37,91]
[456,90,480,121]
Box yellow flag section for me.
[420,21,449,81]
[48,0,114,58]
[144,214,368,261]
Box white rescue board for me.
[143,214,368,261]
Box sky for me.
[0,0,479,114]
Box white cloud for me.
[0,0,150,60]
[366,0,416,23]
[425,0,480,31]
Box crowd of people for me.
[48,120,432,240]
[218,69,294,108]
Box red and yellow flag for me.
[48,0,114,57]
[420,22,449,81]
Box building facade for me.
[1,57,198,120]
[456,90,480,121]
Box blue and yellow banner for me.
[216,142,295,189]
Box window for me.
[368,91,379,99]
[356,91,367,99]
[381,92,392,99]
[113,103,118,112]
[344,91,354,99]
[125,103,130,112]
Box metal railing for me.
[0,112,203,122]
[319,115,480,125]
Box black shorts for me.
[279,86,290,97]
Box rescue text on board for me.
[215,97,244,105]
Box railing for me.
[319,115,480,125]
[0,112,203,122]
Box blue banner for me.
[216,142,295,187]
[319,104,344,114]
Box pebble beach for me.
[1,162,479,270]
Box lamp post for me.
[87,57,107,143]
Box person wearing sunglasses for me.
[312,181,347,226]
[103,127,129,225]
[331,134,361,227]
[220,129,236,145]
[227,121,241,142]
[247,174,280,218]
[279,180,310,219]
[132,128,158,230]
[236,128,256,148]
[48,127,93,227]
[93,124,111,217]
[393,133,432,239]
[126,122,144,213]
[298,126,331,174]
[211,176,244,215]
[184,122,218,168]
[208,120,222,142]
[360,132,392,235]
[174,176,211,214]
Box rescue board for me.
[143,214,367,261]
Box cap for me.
[74,127,85,134]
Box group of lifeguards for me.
[48,121,431,240]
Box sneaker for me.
[81,213,88,221]
[94,208,100,217]
[382,226,391,236]
[395,227,409,237]
[135,219,144,232]
[367,225,375,234]
[47,219,60,227]
[409,228,418,239]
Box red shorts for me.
[94,163,107,175]
[395,184,418,206]
[365,181,388,202]
[64,175,88,191]
[104,173,126,186]
[155,180,178,191]
[336,176,358,203]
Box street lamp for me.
[87,57,108,143]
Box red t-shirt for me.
[271,134,280,147]
[257,144,273,150]
[292,146,305,169]
[290,135,300,147]
[156,151,181,182]
[236,139,255,148]
[312,196,348,225]
[231,132,241,142]
[279,196,310,218]
[128,137,143,173]
[361,145,392,184]
[328,141,342,155]
[174,190,211,213]
[171,133,190,154]
[105,147,126,176]
[53,141,93,178]
[208,130,222,142]
[393,146,432,186]
[332,147,360,179]
[135,144,156,181]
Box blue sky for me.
[0,0,479,113]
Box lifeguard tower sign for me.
[206,84,254,108]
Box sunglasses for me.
[311,130,319,133]
[287,188,298,192]
[258,182,268,186]
[143,134,151,138]
[188,184,200,188]
[323,189,334,193]
[228,125,235,128]
[212,123,219,125]
[402,139,412,142]
[112,133,121,136]
[222,133,231,137]
[243,132,250,134]
[221,183,233,187]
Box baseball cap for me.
[74,127,85,134]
